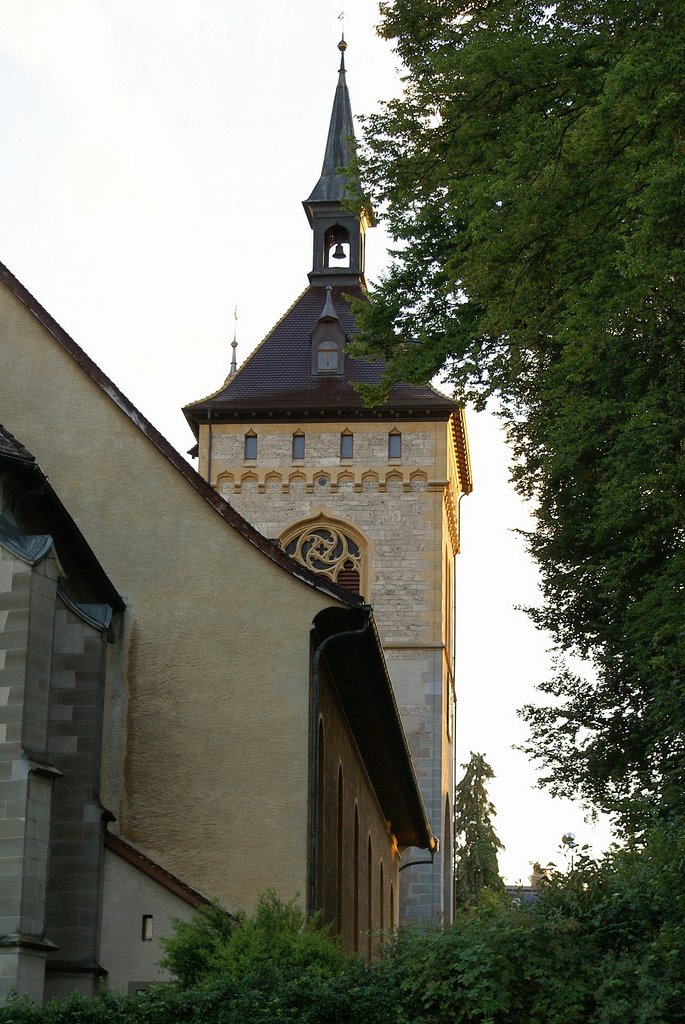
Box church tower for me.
[184,40,472,925]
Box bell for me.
[332,242,346,260]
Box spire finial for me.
[230,306,238,375]
[337,6,346,68]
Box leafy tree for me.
[354,0,685,823]
[454,753,504,907]
[159,890,347,990]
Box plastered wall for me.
[0,282,344,915]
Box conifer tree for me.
[454,752,504,909]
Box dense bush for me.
[3,852,683,1024]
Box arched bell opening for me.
[324,224,351,268]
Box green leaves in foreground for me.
[354,0,685,824]
[4,863,682,1024]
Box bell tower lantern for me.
[303,38,374,286]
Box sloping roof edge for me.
[0,261,363,609]
[104,832,211,909]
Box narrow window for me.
[390,882,395,931]
[316,720,325,913]
[292,433,305,460]
[340,432,353,460]
[353,806,359,951]
[388,431,402,459]
[244,432,257,460]
[336,766,344,934]
[367,835,373,956]
[379,862,384,940]
[317,339,339,371]
[141,915,153,941]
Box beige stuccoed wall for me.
[0,283,343,912]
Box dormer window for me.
[317,338,340,372]
[311,287,346,376]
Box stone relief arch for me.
[409,470,428,491]
[361,470,379,492]
[237,470,258,493]
[216,471,234,496]
[279,513,369,596]
[384,470,404,493]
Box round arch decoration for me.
[279,515,367,595]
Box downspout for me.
[206,408,213,487]
[308,604,372,919]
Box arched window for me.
[379,861,384,941]
[390,882,395,931]
[353,805,359,951]
[336,766,344,934]
[281,517,365,595]
[316,338,340,371]
[324,223,351,268]
[367,835,373,956]
[316,719,325,913]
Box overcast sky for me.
[0,0,612,883]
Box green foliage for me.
[3,871,684,1024]
[454,753,504,908]
[160,890,347,990]
[157,899,235,988]
[354,0,685,822]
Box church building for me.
[184,39,472,924]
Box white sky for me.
[0,0,612,883]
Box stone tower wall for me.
[201,416,460,922]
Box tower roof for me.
[184,286,462,420]
[306,38,356,205]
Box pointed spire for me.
[306,38,357,203]
[318,286,339,322]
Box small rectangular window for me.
[244,433,257,460]
[292,434,305,460]
[388,432,402,459]
[141,915,153,941]
[340,433,353,460]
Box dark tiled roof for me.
[184,285,457,424]
[0,424,35,462]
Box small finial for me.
[230,305,238,375]
[338,37,347,53]
[319,286,339,322]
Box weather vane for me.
[338,4,345,39]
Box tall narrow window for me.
[379,862,384,941]
[244,432,257,460]
[353,806,359,951]
[336,766,344,934]
[292,432,305,461]
[316,720,325,913]
[388,430,402,459]
[340,431,353,460]
[367,835,373,956]
[141,915,153,941]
